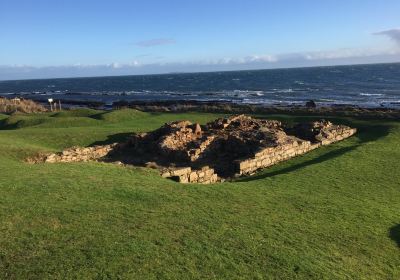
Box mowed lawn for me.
[0,109,399,279]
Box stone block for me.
[179,175,189,183]
[210,174,218,182]
[239,161,249,169]
[201,166,210,171]
[161,171,171,178]
[205,168,214,177]
[172,167,191,177]
[189,172,198,182]
[261,158,271,166]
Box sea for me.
[1,63,400,108]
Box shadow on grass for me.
[0,118,7,130]
[88,111,110,120]
[90,133,132,146]
[237,123,391,182]
[0,118,33,130]
[389,224,400,248]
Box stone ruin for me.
[29,115,356,184]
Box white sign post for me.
[48,98,54,111]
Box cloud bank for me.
[1,47,399,80]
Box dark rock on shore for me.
[306,100,317,108]
[112,99,400,119]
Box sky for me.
[0,0,400,80]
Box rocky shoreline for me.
[114,100,400,119]
[2,96,400,119]
[37,98,400,119]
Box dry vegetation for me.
[0,97,47,114]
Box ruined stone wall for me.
[42,144,119,163]
[235,127,356,175]
[28,115,357,184]
[317,127,357,145]
[161,166,218,184]
[235,141,318,175]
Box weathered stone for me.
[171,167,191,177]
[189,172,198,182]
[161,171,171,178]
[204,168,214,177]
[179,175,189,183]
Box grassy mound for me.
[95,108,149,122]
[1,113,100,129]
[0,113,9,121]
[51,108,100,118]
[0,109,399,279]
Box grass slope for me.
[0,109,399,279]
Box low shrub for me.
[0,97,47,114]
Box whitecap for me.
[276,88,294,93]
[359,93,384,96]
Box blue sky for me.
[1,0,400,79]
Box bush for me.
[0,97,47,114]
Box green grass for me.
[0,109,399,279]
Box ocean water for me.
[1,63,400,108]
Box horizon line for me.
[1,61,399,83]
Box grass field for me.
[0,109,399,279]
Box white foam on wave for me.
[225,90,265,97]
[274,88,294,93]
[359,93,384,96]
[318,99,335,102]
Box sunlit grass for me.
[0,109,399,279]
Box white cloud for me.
[374,28,400,46]
[110,61,139,68]
[243,55,278,63]
[301,48,396,60]
[203,47,398,66]
[198,54,278,65]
